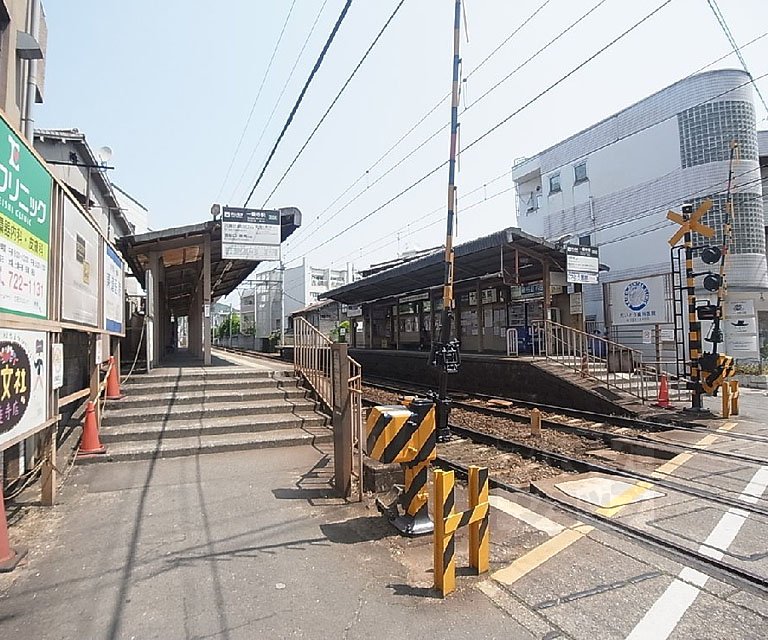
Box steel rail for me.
[444,421,768,519]
[364,376,768,447]
[436,457,768,597]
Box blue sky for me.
[39,0,768,276]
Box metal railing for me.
[506,328,519,356]
[294,317,363,501]
[531,319,650,401]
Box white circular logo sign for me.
[623,281,650,312]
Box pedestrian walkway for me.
[0,445,525,639]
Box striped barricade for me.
[365,397,436,536]
[433,466,490,597]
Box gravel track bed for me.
[363,385,601,459]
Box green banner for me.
[0,117,53,318]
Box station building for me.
[512,69,767,363]
[323,227,572,355]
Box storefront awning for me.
[322,227,568,305]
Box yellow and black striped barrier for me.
[365,397,436,536]
[433,466,490,597]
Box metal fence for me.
[531,319,650,401]
[293,317,363,501]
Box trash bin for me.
[260,337,272,353]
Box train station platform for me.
[351,348,647,416]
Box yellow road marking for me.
[491,524,593,586]
[489,421,740,586]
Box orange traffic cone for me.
[76,401,107,458]
[0,487,27,572]
[654,374,673,409]
[105,356,123,400]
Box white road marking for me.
[625,465,768,640]
[489,495,565,536]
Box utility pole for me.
[430,0,463,442]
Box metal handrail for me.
[531,319,650,401]
[506,328,519,356]
[294,317,363,501]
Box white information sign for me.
[726,300,754,317]
[62,199,100,326]
[642,329,652,344]
[104,243,124,333]
[724,299,759,359]
[51,342,63,390]
[609,275,670,326]
[0,328,48,448]
[566,245,599,285]
[222,207,281,261]
[660,329,675,342]
[569,292,583,315]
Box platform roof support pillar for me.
[148,251,164,366]
[203,233,212,366]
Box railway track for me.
[362,384,768,594]
[218,346,768,595]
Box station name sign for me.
[566,244,599,285]
[221,207,281,262]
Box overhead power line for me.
[217,0,297,200]
[261,0,408,207]
[286,0,553,236]
[243,0,354,206]
[285,0,674,264]
[706,0,768,117]
[285,0,610,256]
[228,0,330,204]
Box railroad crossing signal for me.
[667,199,714,246]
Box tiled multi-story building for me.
[513,69,767,361]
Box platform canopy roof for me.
[117,210,301,315]
[322,227,570,305]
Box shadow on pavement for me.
[320,515,397,544]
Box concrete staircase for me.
[84,366,331,463]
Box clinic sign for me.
[0,118,52,318]
[609,275,670,325]
[222,207,281,261]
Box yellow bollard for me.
[722,381,731,419]
[530,408,542,437]
[433,469,456,596]
[468,466,490,574]
[730,380,740,416]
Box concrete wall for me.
[350,349,633,415]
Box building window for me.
[690,192,765,255]
[549,173,561,194]
[574,162,587,183]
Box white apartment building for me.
[241,259,355,339]
[513,69,767,362]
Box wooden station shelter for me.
[118,210,301,368]
[324,227,574,354]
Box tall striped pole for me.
[683,204,703,410]
[435,0,462,442]
[710,141,737,354]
